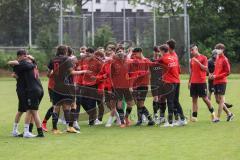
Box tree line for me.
[0,0,239,62]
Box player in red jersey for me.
[130,48,155,126]
[166,39,186,125]
[188,44,217,122]
[209,43,234,122]
[97,49,121,127]
[111,51,134,128]
[157,44,186,127]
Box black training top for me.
[208,58,215,74]
[13,61,27,92]
[48,55,74,94]
[14,60,43,93]
[149,58,163,86]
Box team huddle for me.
[8,39,234,138]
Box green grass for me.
[0,77,239,160]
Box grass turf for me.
[0,76,239,160]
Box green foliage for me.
[93,25,115,48]
[0,52,17,70]
[0,50,49,72]
[188,0,240,62]
[35,25,58,56]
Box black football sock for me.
[98,103,104,121]
[37,128,44,136]
[64,110,72,127]
[168,113,173,124]
[71,108,77,122]
[208,107,214,113]
[137,107,143,122]
[159,102,166,117]
[125,107,132,118]
[224,103,233,108]
[52,112,59,130]
[192,112,198,117]
[75,104,80,120]
[153,101,159,114]
[44,106,53,122]
[29,123,34,133]
[142,106,153,121]
[117,108,125,124]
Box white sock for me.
[13,123,19,132]
[107,116,113,124]
[115,111,121,124]
[24,124,30,134]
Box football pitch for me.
[0,75,239,160]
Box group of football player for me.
[9,39,234,138]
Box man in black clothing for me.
[48,45,89,134]
[8,49,34,137]
[9,50,44,138]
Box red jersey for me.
[213,54,230,84]
[190,54,208,83]
[48,74,55,89]
[96,59,113,92]
[129,57,151,88]
[170,51,181,83]
[158,53,180,83]
[111,58,131,88]
[81,56,103,86]
[75,59,84,85]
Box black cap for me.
[17,49,27,56]
[132,47,142,53]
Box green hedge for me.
[0,49,49,72]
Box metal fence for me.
[61,14,190,61]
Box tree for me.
[129,0,184,16]
[74,0,91,14]
[93,25,115,48]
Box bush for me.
[93,25,116,48]
[0,49,49,72]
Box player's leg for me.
[23,110,36,138]
[12,91,27,137]
[114,89,126,127]
[202,96,217,121]
[159,96,167,124]
[191,96,198,122]
[31,92,44,137]
[105,90,119,127]
[190,84,199,122]
[199,83,217,121]
[95,100,104,125]
[173,84,187,126]
[42,88,55,132]
[124,89,134,127]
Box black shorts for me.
[151,85,159,97]
[52,91,74,106]
[48,88,54,102]
[133,86,148,101]
[26,89,44,110]
[113,88,133,102]
[151,82,174,97]
[79,97,97,111]
[104,89,115,102]
[214,84,226,95]
[17,90,27,112]
[208,80,214,93]
[190,83,207,97]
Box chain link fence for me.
[61,14,190,62]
